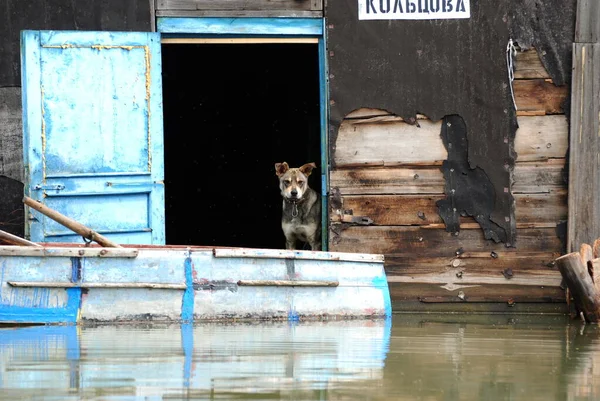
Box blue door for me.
[21,31,165,245]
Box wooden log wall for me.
[329,48,569,311]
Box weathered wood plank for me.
[335,115,568,167]
[389,282,565,304]
[568,43,600,252]
[156,0,321,11]
[156,10,322,17]
[575,0,600,43]
[385,252,560,276]
[330,167,445,195]
[157,17,323,35]
[0,88,23,182]
[329,227,563,256]
[514,48,551,79]
[512,160,568,193]
[330,160,566,195]
[335,191,567,226]
[513,79,568,114]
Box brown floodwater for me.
[0,314,599,400]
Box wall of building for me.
[329,48,569,310]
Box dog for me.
[275,162,321,251]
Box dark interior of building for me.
[161,43,321,249]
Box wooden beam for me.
[155,0,321,11]
[23,196,122,248]
[156,10,322,17]
[161,38,319,44]
[237,280,339,287]
[556,252,600,322]
[8,281,186,289]
[567,44,600,252]
[0,229,41,247]
[0,245,138,258]
[575,0,600,43]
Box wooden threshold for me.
[161,38,319,45]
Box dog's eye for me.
[297,181,304,186]
[285,181,291,186]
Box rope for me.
[506,38,518,111]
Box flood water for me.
[1,315,599,400]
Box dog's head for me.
[275,162,317,201]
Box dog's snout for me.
[291,189,298,197]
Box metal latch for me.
[33,184,65,191]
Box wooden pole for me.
[0,229,41,247]
[567,0,600,253]
[556,252,600,323]
[237,280,339,287]
[23,196,122,248]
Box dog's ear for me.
[275,162,289,177]
[299,162,317,177]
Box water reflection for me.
[1,315,600,400]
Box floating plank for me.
[8,281,187,289]
[335,191,566,226]
[213,248,384,263]
[334,115,567,167]
[156,0,322,11]
[0,246,139,258]
[513,79,568,115]
[330,226,563,256]
[330,159,566,195]
[514,48,551,79]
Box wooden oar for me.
[23,196,122,248]
[0,228,41,247]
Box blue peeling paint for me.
[288,310,300,321]
[21,30,166,245]
[181,254,194,322]
[158,17,323,36]
[181,322,193,388]
[372,274,393,318]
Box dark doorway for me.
[161,43,321,249]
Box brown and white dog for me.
[275,162,321,251]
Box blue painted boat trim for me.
[157,17,323,36]
[181,253,194,322]
[372,274,393,319]
[181,322,193,388]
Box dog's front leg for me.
[285,238,297,250]
[307,235,321,251]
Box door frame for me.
[157,17,329,250]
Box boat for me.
[0,243,391,324]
